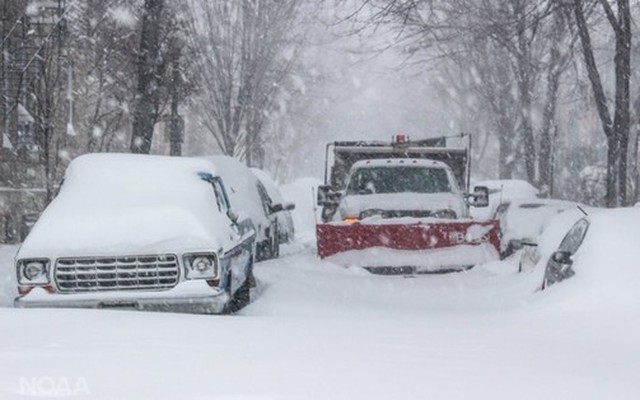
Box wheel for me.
[223,260,253,314]
[227,277,251,313]
[271,226,280,259]
[256,239,271,261]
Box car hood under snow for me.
[336,192,467,221]
[20,207,220,258]
[18,154,236,259]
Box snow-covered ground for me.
[0,179,639,399]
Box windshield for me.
[346,166,451,195]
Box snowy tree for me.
[572,0,632,207]
[130,0,164,154]
[185,0,302,165]
[68,0,139,153]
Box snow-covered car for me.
[14,154,255,314]
[471,179,539,220]
[251,168,296,244]
[494,198,580,257]
[539,208,640,291]
[206,156,289,261]
[531,207,640,294]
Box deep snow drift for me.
[0,178,639,399]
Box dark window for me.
[212,178,231,213]
[558,218,590,254]
[256,181,273,215]
[346,167,451,195]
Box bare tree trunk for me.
[539,10,567,197]
[514,0,536,183]
[612,0,631,204]
[169,46,183,156]
[635,125,640,203]
[130,0,164,154]
[573,0,618,207]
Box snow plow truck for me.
[316,134,501,274]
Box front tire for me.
[227,277,251,313]
[223,258,253,314]
[271,226,280,259]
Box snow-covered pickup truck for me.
[14,154,255,314]
[316,135,500,274]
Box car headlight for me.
[359,209,384,220]
[17,259,50,285]
[183,253,218,279]
[431,209,457,219]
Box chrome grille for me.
[54,254,179,293]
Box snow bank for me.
[1,234,639,399]
[540,208,640,311]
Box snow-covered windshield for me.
[346,167,451,195]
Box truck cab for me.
[318,134,488,223]
[315,134,498,272]
[335,158,468,223]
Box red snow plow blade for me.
[316,220,500,259]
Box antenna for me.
[577,205,588,216]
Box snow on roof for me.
[576,207,640,275]
[63,153,217,191]
[471,179,539,220]
[499,199,582,244]
[250,167,285,205]
[351,158,449,169]
[19,153,233,256]
[474,179,539,198]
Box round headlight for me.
[193,257,213,273]
[184,253,217,280]
[24,262,45,280]
[432,209,457,219]
[17,259,50,285]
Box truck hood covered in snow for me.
[336,192,467,221]
[18,154,235,258]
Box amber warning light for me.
[394,133,408,144]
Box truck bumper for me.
[14,282,229,314]
[324,243,499,273]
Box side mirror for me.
[227,209,239,224]
[551,250,573,265]
[511,238,538,250]
[317,185,341,206]
[508,239,524,252]
[469,185,489,208]
[283,202,295,211]
[270,203,284,214]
